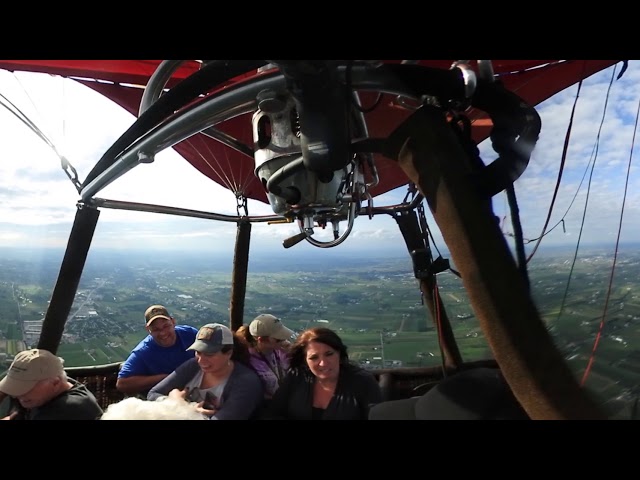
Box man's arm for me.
[147,359,197,401]
[1,395,21,421]
[1,411,20,420]
[115,374,168,395]
[116,349,167,395]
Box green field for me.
[1,247,640,418]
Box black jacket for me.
[264,364,382,420]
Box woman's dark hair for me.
[289,327,352,373]
[235,324,258,348]
[220,332,250,366]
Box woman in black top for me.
[264,327,382,420]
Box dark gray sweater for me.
[264,365,383,420]
[148,358,264,420]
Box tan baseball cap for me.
[249,314,294,340]
[0,349,65,397]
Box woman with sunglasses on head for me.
[236,314,294,402]
[263,327,383,420]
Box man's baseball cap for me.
[145,305,171,327]
[0,349,65,397]
[187,323,235,354]
[249,314,294,341]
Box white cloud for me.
[0,61,638,256]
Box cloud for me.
[0,61,638,256]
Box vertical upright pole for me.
[229,220,251,332]
[392,209,462,370]
[38,204,100,354]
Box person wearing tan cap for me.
[148,323,264,419]
[116,304,198,396]
[236,314,294,400]
[0,349,103,420]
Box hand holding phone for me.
[203,391,220,410]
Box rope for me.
[581,90,640,386]
[525,61,589,261]
[554,66,617,323]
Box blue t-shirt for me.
[117,324,198,379]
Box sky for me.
[0,61,639,261]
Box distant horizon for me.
[1,241,639,265]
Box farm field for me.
[0,245,639,418]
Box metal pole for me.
[229,220,251,332]
[38,204,100,354]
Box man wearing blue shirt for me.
[116,305,198,396]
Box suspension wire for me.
[417,199,460,277]
[0,92,58,153]
[61,76,68,162]
[553,66,617,323]
[432,279,448,376]
[525,62,589,262]
[236,117,258,197]
[183,135,242,195]
[581,92,640,387]
[403,183,459,277]
[182,115,257,202]
[508,132,602,244]
[0,82,81,192]
[495,60,567,78]
[415,198,448,374]
[526,64,621,261]
[214,114,254,197]
[505,184,529,291]
[508,67,618,245]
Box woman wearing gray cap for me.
[147,323,264,420]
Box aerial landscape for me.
[1,243,638,419]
